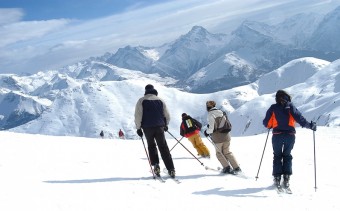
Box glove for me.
[137,129,143,137]
[204,130,209,137]
[309,121,317,131]
[164,126,168,132]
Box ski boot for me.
[222,166,235,174]
[283,174,290,188]
[154,164,161,177]
[233,167,242,175]
[168,170,176,178]
[274,175,281,186]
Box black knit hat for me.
[144,84,158,96]
[182,113,187,117]
[145,84,154,91]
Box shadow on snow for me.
[193,186,273,198]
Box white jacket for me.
[206,108,223,135]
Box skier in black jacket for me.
[134,84,176,178]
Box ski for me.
[162,168,181,184]
[149,170,166,183]
[283,186,292,194]
[205,166,249,179]
[168,177,181,184]
[155,175,166,183]
[275,185,292,194]
[233,172,249,179]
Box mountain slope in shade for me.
[308,6,340,51]
[186,52,257,93]
[0,90,50,130]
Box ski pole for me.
[255,129,271,181]
[170,136,184,152]
[313,130,317,191]
[140,136,156,179]
[167,131,204,166]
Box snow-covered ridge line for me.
[1,57,339,138]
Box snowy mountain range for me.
[0,7,340,138]
[58,6,340,93]
[1,57,339,139]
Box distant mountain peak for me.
[188,25,209,35]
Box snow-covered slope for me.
[0,127,339,211]
[257,57,330,95]
[9,79,257,138]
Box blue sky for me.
[0,0,170,20]
[1,0,340,74]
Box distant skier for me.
[180,113,210,158]
[263,90,317,188]
[134,84,176,178]
[118,129,125,139]
[100,130,104,139]
[204,100,241,175]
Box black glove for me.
[164,126,168,132]
[309,121,317,131]
[204,130,209,137]
[137,129,143,137]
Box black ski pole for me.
[167,131,204,166]
[313,130,317,192]
[255,129,271,181]
[140,136,156,179]
[170,136,184,152]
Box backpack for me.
[214,111,232,133]
[183,118,201,134]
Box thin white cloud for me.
[0,8,23,25]
[0,19,70,48]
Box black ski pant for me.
[272,133,295,177]
[143,126,175,171]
